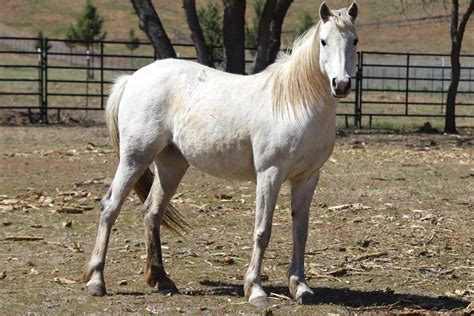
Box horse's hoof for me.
[86,280,107,296]
[249,294,270,308]
[152,281,179,295]
[296,290,314,305]
[159,280,179,293]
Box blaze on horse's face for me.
[318,2,358,98]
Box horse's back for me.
[116,59,264,180]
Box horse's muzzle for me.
[332,77,351,98]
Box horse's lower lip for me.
[333,93,349,98]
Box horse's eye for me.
[354,38,358,46]
[321,40,327,47]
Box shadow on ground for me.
[192,280,470,311]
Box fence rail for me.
[0,36,473,126]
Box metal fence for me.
[352,51,474,127]
[1,36,473,126]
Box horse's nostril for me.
[332,78,337,88]
[346,79,351,91]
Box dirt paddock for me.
[0,125,473,314]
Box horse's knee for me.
[99,198,121,225]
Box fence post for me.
[405,52,410,116]
[354,51,361,128]
[441,58,445,114]
[357,51,364,128]
[86,49,90,112]
[42,37,49,124]
[37,47,43,124]
[354,52,360,128]
[100,41,104,109]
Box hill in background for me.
[0,0,473,53]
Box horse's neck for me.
[288,41,329,92]
[274,33,334,120]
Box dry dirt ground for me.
[0,126,473,314]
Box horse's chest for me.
[285,126,336,177]
[294,140,334,171]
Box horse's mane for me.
[270,8,355,118]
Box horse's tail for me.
[105,75,189,236]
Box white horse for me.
[84,2,358,307]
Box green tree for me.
[197,1,222,66]
[126,28,140,68]
[66,0,107,48]
[245,0,264,54]
[295,11,314,37]
[64,27,77,64]
[34,31,52,52]
[126,28,140,52]
[65,26,76,48]
[66,0,107,78]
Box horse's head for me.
[318,2,358,98]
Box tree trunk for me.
[183,0,212,66]
[252,0,277,73]
[223,0,246,74]
[445,0,474,134]
[266,0,293,69]
[131,0,176,59]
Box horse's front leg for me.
[288,170,320,304]
[244,167,283,307]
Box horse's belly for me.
[175,137,256,181]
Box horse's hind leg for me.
[288,170,320,304]
[142,146,189,292]
[83,156,153,296]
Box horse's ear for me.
[319,2,331,23]
[348,2,358,21]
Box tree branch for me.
[450,0,459,42]
[130,0,176,59]
[266,0,293,66]
[183,0,212,66]
[252,0,277,73]
[457,0,474,44]
[223,0,246,74]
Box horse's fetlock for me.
[99,199,107,212]
[100,189,112,212]
[141,203,150,217]
[254,230,271,247]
